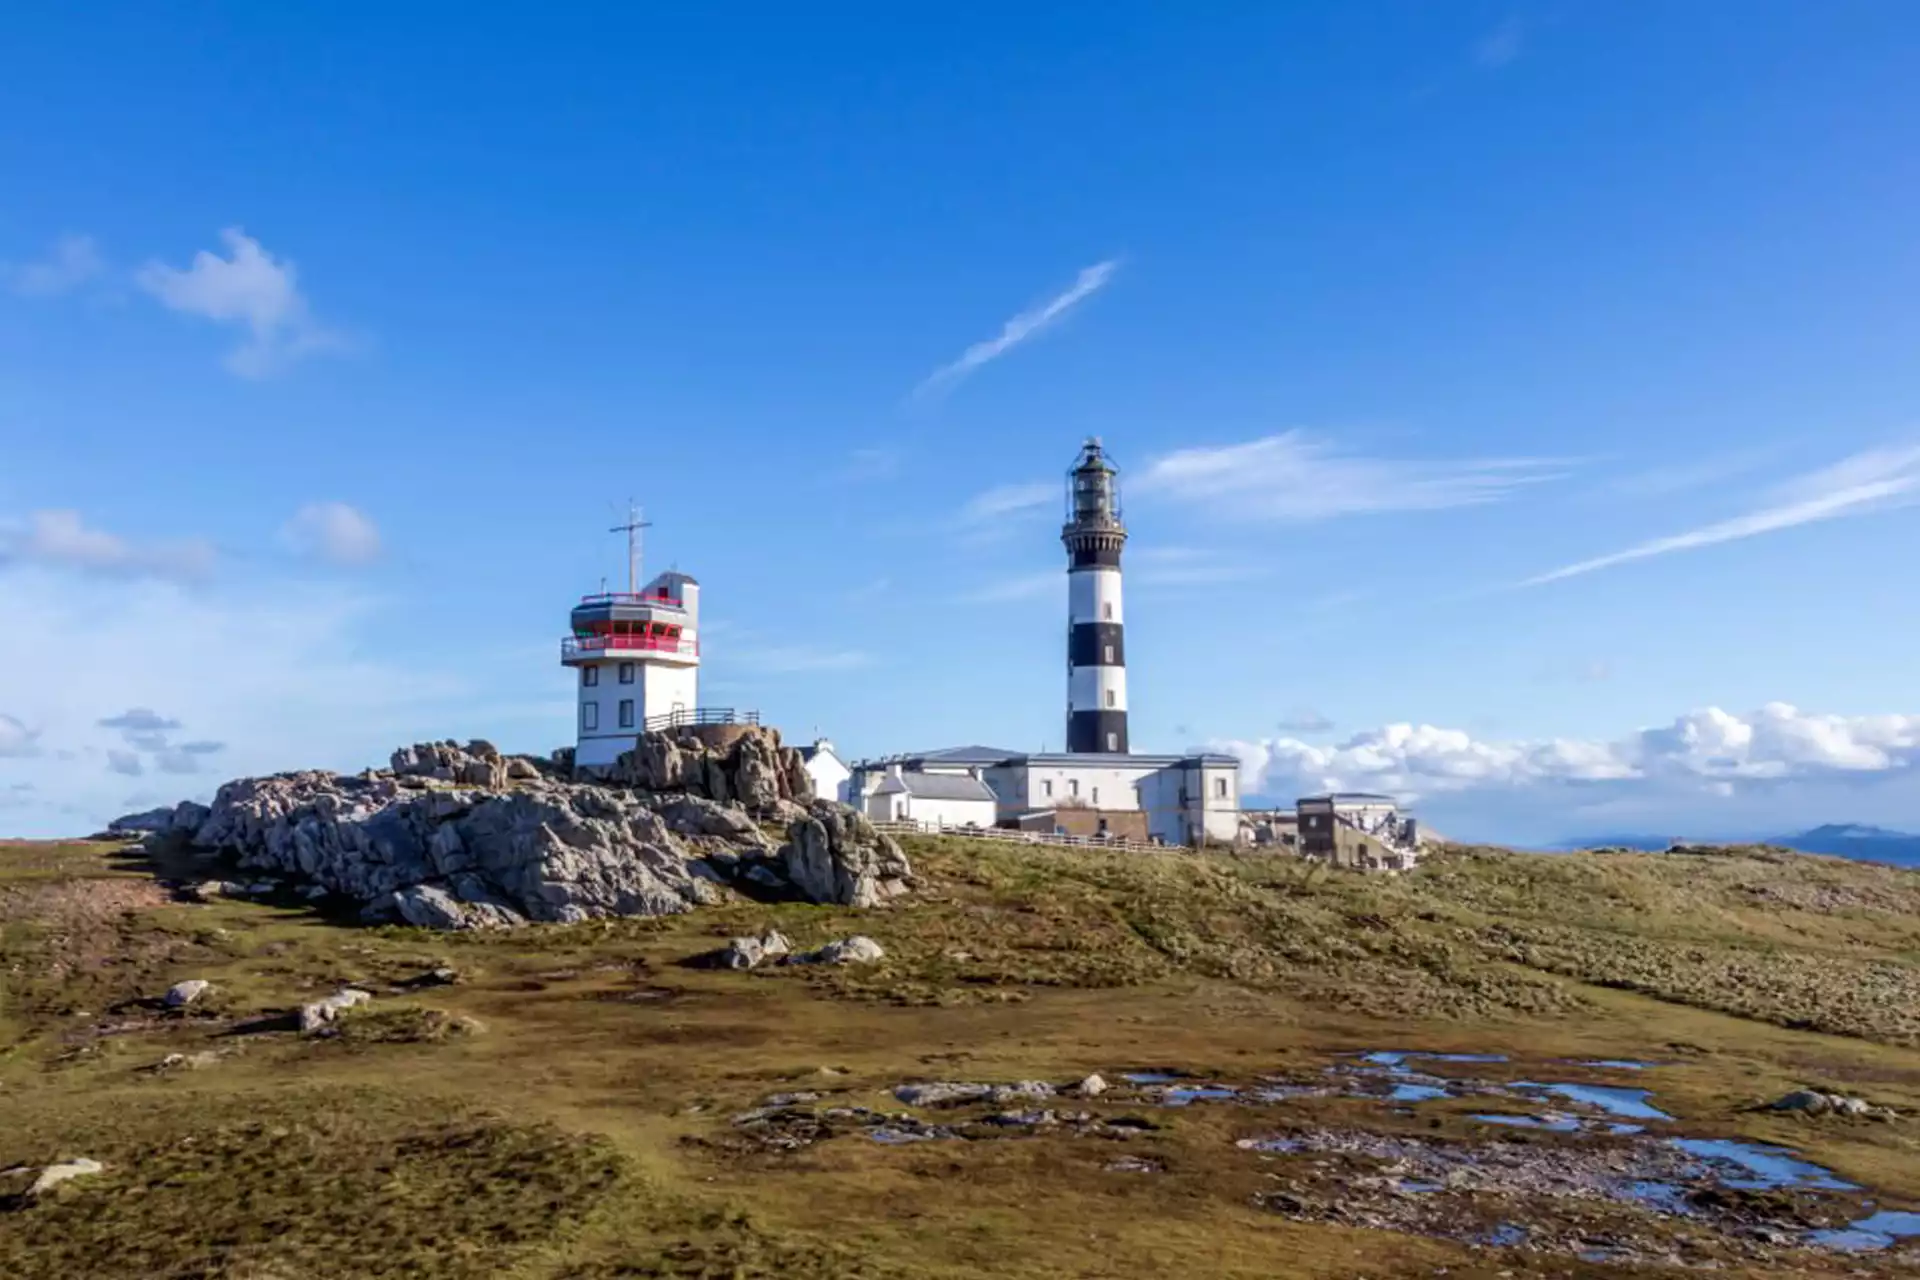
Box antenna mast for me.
[609,501,652,596]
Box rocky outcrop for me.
[28,1158,104,1197]
[1766,1089,1897,1120]
[163,979,211,1008]
[606,726,814,816]
[122,727,910,931]
[782,802,912,909]
[108,800,210,837]
[299,987,373,1034]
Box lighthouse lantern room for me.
[562,508,701,769]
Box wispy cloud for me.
[1474,17,1526,68]
[733,646,872,674]
[959,482,1057,525]
[4,233,106,297]
[281,502,383,567]
[0,712,40,758]
[915,259,1118,397]
[840,447,903,483]
[961,571,1057,604]
[1608,446,1787,499]
[0,510,216,582]
[1523,444,1920,587]
[96,706,227,776]
[137,228,346,378]
[1275,709,1335,734]
[1128,546,1268,589]
[1136,431,1566,522]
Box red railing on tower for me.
[561,634,699,660]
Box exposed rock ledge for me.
[118,728,912,930]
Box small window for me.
[1105,689,1117,708]
[582,702,599,731]
[1042,780,1053,798]
[583,666,599,687]
[1069,780,1080,798]
[1102,603,1113,620]
[618,699,634,729]
[1103,644,1114,663]
[1106,732,1117,750]
[1092,787,1100,805]
[618,662,634,684]
[1214,777,1229,799]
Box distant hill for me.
[1553,824,1920,868]
[1774,823,1920,868]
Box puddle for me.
[1512,1082,1672,1121]
[1163,1086,1238,1106]
[1624,1180,1691,1215]
[1473,1112,1584,1133]
[868,1127,947,1144]
[1481,1223,1529,1247]
[1388,1083,1451,1103]
[1359,1050,1507,1068]
[1121,1071,1181,1085]
[1808,1209,1920,1252]
[1670,1139,1857,1191]
[1578,1059,1658,1070]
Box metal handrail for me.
[561,635,699,659]
[643,707,760,731]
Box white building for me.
[863,763,999,828]
[847,746,1241,846]
[798,738,852,803]
[562,568,702,769]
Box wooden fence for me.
[870,819,1169,856]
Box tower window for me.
[1214,777,1229,799]
[618,699,635,729]
[583,667,599,687]
[1103,603,1113,620]
[1106,732,1117,751]
[618,662,634,684]
[1103,644,1114,663]
[582,702,599,731]
[1104,690,1116,708]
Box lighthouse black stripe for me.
[1067,711,1129,755]
[1068,544,1124,569]
[1068,622,1125,667]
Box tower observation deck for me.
[1062,438,1128,754]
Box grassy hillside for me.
[1,835,1916,1277]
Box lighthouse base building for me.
[845,747,1242,846]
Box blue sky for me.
[4,2,1920,843]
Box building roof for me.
[855,747,1240,771]
[1300,792,1397,804]
[798,740,841,764]
[873,770,998,802]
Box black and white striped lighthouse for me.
[1063,438,1129,754]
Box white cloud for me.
[916,259,1118,397]
[0,510,216,582]
[1474,17,1526,68]
[0,569,497,838]
[4,234,106,297]
[106,749,144,777]
[1136,431,1565,522]
[0,712,40,757]
[281,502,383,567]
[136,228,343,378]
[1215,703,1920,807]
[1524,444,1920,587]
[959,482,1057,524]
[961,571,1058,604]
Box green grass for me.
[1,835,1917,1278]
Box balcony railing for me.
[561,634,699,660]
[644,707,759,731]
[578,591,685,610]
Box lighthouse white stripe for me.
[1068,566,1124,625]
[1069,664,1128,711]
